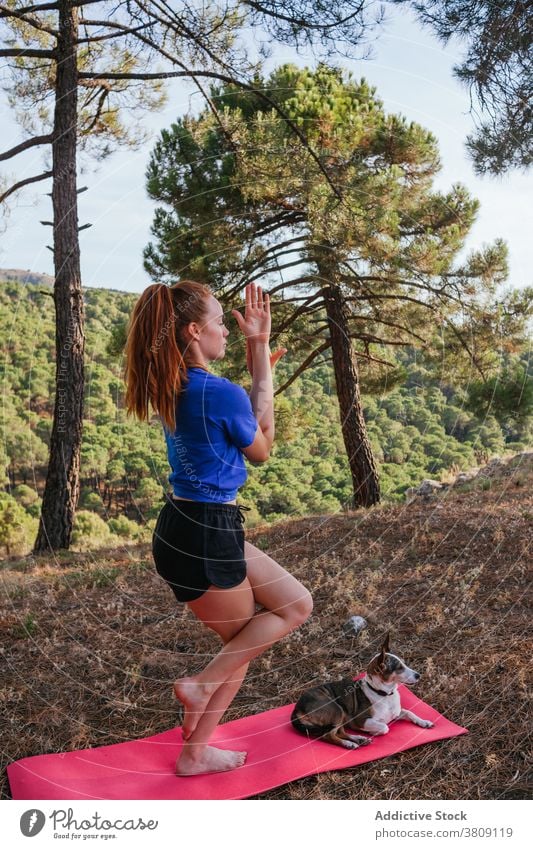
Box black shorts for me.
[151,495,251,603]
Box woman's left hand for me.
[231,282,271,345]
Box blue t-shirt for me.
[163,367,259,503]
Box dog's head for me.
[367,633,421,686]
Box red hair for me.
[123,280,211,433]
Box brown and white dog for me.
[291,633,434,748]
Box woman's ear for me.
[185,321,200,342]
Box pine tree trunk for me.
[318,261,380,508]
[34,0,84,552]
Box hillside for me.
[1,460,531,800]
[0,268,129,294]
[0,268,55,287]
[1,277,531,557]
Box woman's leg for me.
[175,662,250,775]
[175,579,255,774]
[174,541,313,742]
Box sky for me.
[1,4,531,295]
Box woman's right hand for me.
[231,282,271,345]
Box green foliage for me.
[145,64,477,297]
[465,355,533,430]
[15,612,38,639]
[12,484,39,508]
[108,515,146,542]
[79,488,105,515]
[70,510,114,552]
[396,1,532,175]
[131,478,165,519]
[12,485,41,519]
[91,567,120,588]
[1,9,166,163]
[0,277,531,548]
[0,491,35,556]
[144,63,527,398]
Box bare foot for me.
[176,745,247,776]
[173,676,215,740]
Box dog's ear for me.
[375,633,389,671]
[380,632,390,655]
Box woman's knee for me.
[285,586,313,627]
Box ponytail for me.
[123,280,211,433]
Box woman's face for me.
[190,295,229,362]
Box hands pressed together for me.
[231,282,287,377]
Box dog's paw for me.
[420,719,434,728]
[346,734,372,746]
[341,740,360,749]
[340,734,372,749]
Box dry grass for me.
[1,463,531,800]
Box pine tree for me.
[395,0,532,174]
[145,64,518,507]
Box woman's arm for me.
[248,340,274,449]
[232,282,276,457]
[246,338,287,379]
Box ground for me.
[1,460,531,799]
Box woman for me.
[124,280,313,776]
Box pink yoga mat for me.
[7,685,467,800]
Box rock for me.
[404,451,531,502]
[508,452,533,467]
[342,615,368,637]
[416,479,444,496]
[477,456,505,477]
[405,479,444,501]
[453,472,477,486]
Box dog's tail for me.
[291,708,335,738]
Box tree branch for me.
[80,86,109,135]
[254,257,310,277]
[275,340,331,395]
[0,133,53,161]
[350,313,427,345]
[254,209,305,238]
[0,48,55,58]
[0,170,52,204]
[267,275,318,296]
[241,0,365,32]
[275,289,327,332]
[272,291,324,303]
[440,316,486,380]
[341,267,463,305]
[78,67,219,82]
[0,0,100,13]
[0,2,58,13]
[345,293,432,310]
[76,21,153,44]
[140,0,242,80]
[0,4,59,35]
[352,349,396,368]
[349,332,410,346]
[244,238,308,277]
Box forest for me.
[1,274,530,555]
[1,0,531,807]
[1,0,531,554]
